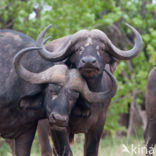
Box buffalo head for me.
[36,24,142,78]
[13,47,117,130]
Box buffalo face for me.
[44,84,79,131]
[69,41,113,78]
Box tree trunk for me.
[127,90,143,137]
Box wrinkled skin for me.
[0,30,54,156]
[46,38,117,156]
[144,67,156,156]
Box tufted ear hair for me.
[19,92,43,110]
[45,36,70,52]
[108,56,120,73]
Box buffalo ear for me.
[109,56,119,72]
[19,92,43,110]
[64,52,78,68]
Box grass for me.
[71,135,147,156]
[0,134,154,156]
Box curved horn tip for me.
[45,24,53,30]
[125,23,138,32]
[125,23,132,28]
[100,23,142,60]
[43,36,51,44]
[41,24,53,35]
[125,23,143,47]
[37,24,52,43]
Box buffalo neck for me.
[84,73,103,92]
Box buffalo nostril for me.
[64,116,68,122]
[49,113,56,123]
[51,113,56,120]
[92,59,96,64]
[82,59,86,63]
[81,56,97,65]
[50,112,68,123]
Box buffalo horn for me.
[94,24,142,60]
[36,24,142,61]
[36,25,73,61]
[13,47,68,84]
[67,69,117,103]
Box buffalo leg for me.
[144,121,156,156]
[14,124,37,156]
[51,130,72,156]
[37,119,52,156]
[84,121,104,156]
[146,139,155,156]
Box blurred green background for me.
[0,0,156,155]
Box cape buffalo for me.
[34,24,142,156]
[144,67,156,156]
[0,29,57,156]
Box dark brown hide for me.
[144,67,156,156]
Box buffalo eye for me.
[49,90,57,96]
[96,46,105,56]
[68,89,79,99]
[48,90,58,100]
[75,48,79,52]
[49,84,62,91]
[75,47,84,55]
[68,90,79,108]
[48,84,62,99]
[97,49,103,57]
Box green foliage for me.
[0,0,156,135]
[0,139,11,156]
